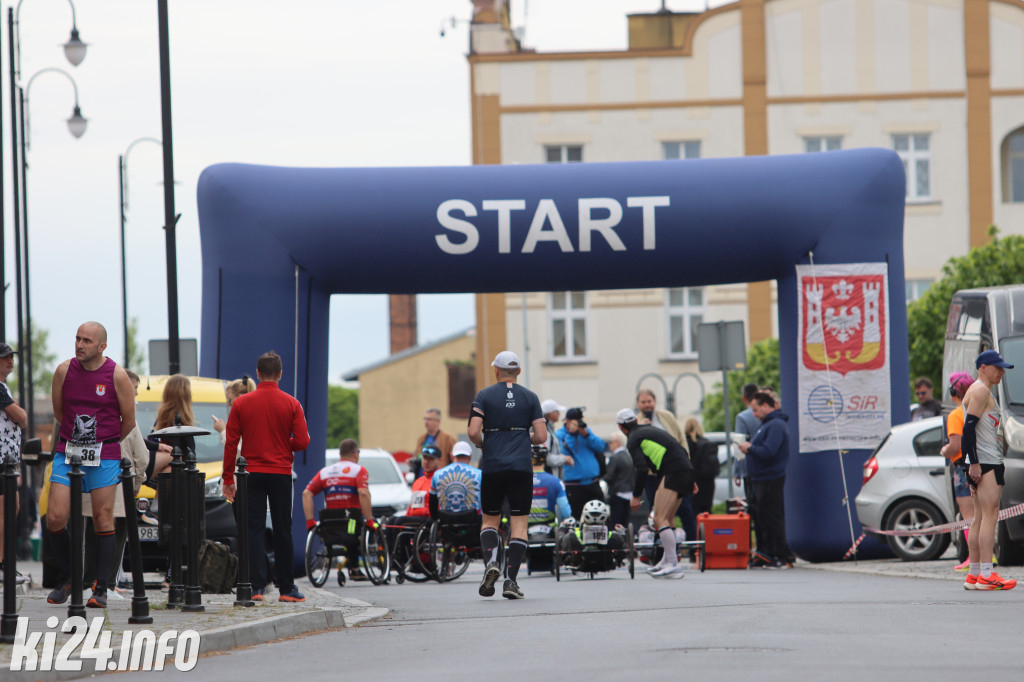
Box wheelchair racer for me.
[529,444,571,544]
[429,441,483,522]
[302,438,377,582]
[557,499,627,569]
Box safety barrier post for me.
[233,455,254,607]
[120,457,152,624]
[0,458,19,642]
[182,445,204,612]
[166,445,185,608]
[68,454,86,618]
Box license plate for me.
[138,526,159,542]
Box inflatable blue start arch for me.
[197,148,909,567]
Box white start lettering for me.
[434,196,670,255]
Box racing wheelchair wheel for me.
[305,526,331,588]
[361,525,392,586]
[627,523,636,579]
[337,569,346,587]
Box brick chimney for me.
[389,294,418,354]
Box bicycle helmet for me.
[581,499,610,526]
[531,444,549,466]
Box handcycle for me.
[379,515,434,584]
[304,508,391,587]
[525,522,559,575]
[633,525,706,573]
[414,511,508,583]
[553,522,637,580]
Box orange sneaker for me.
[975,572,1017,590]
[964,574,979,590]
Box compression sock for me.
[94,529,116,591]
[980,562,993,578]
[970,563,979,576]
[50,526,71,580]
[480,528,501,565]
[505,539,528,582]
[658,526,678,565]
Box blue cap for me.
[420,444,442,459]
[976,350,1014,369]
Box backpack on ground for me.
[198,539,238,593]
[692,437,720,479]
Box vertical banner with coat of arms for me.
[796,263,891,453]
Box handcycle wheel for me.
[441,542,471,583]
[361,525,391,585]
[304,526,330,588]
[697,523,706,573]
[413,522,440,580]
[627,523,635,579]
[397,523,432,583]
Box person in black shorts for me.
[467,350,547,599]
[617,408,696,579]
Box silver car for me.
[854,416,955,561]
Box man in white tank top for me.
[960,350,1016,591]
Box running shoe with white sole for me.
[963,574,979,590]
[652,564,686,579]
[502,579,524,599]
[479,562,501,597]
[645,562,667,574]
[975,572,1017,590]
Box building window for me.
[893,133,931,201]
[545,145,582,163]
[549,291,588,360]
[905,279,933,304]
[1003,127,1024,203]
[666,287,705,359]
[662,141,701,160]
[804,136,841,153]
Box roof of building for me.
[341,326,474,381]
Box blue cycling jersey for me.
[530,471,571,524]
[430,462,483,513]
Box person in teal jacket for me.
[556,407,607,520]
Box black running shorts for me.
[661,469,695,497]
[481,470,533,516]
[964,462,1005,489]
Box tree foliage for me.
[906,227,1024,387]
[5,322,57,398]
[701,338,780,431]
[126,316,147,374]
[326,384,359,447]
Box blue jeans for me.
[247,472,294,593]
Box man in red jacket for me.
[222,351,310,602]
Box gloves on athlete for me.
[366,519,380,532]
[306,519,317,532]
[562,517,577,528]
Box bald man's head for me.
[82,321,108,344]
[75,322,108,366]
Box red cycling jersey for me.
[306,461,369,509]
[406,471,434,517]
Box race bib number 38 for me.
[65,443,101,467]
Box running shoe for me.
[47,582,72,604]
[502,579,524,599]
[764,558,791,570]
[975,572,1017,590]
[86,588,107,609]
[0,563,30,584]
[652,564,687,579]
[348,568,368,582]
[479,561,501,597]
[953,558,970,572]
[645,562,667,574]
[278,586,306,602]
[252,588,265,601]
[963,574,979,590]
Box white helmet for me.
[582,500,610,526]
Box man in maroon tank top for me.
[47,322,136,608]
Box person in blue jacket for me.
[557,407,607,520]
[737,391,793,569]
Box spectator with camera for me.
[557,407,607,520]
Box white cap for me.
[491,350,521,370]
[616,408,637,424]
[452,441,473,458]
[541,399,566,415]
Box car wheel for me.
[994,518,1024,566]
[884,498,950,561]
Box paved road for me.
[115,562,1021,682]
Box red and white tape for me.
[862,502,1024,538]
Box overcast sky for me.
[2,0,725,384]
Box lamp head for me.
[63,28,87,67]
[67,106,87,138]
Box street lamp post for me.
[157,0,180,375]
[119,137,161,369]
[6,0,87,432]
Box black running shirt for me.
[471,381,543,474]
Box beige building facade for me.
[462,0,1024,437]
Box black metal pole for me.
[0,459,19,643]
[7,10,22,396]
[18,86,32,436]
[68,454,85,618]
[0,7,5,344]
[120,457,152,624]
[233,455,254,607]
[182,444,203,612]
[166,444,184,607]
[119,154,128,368]
[157,0,180,375]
